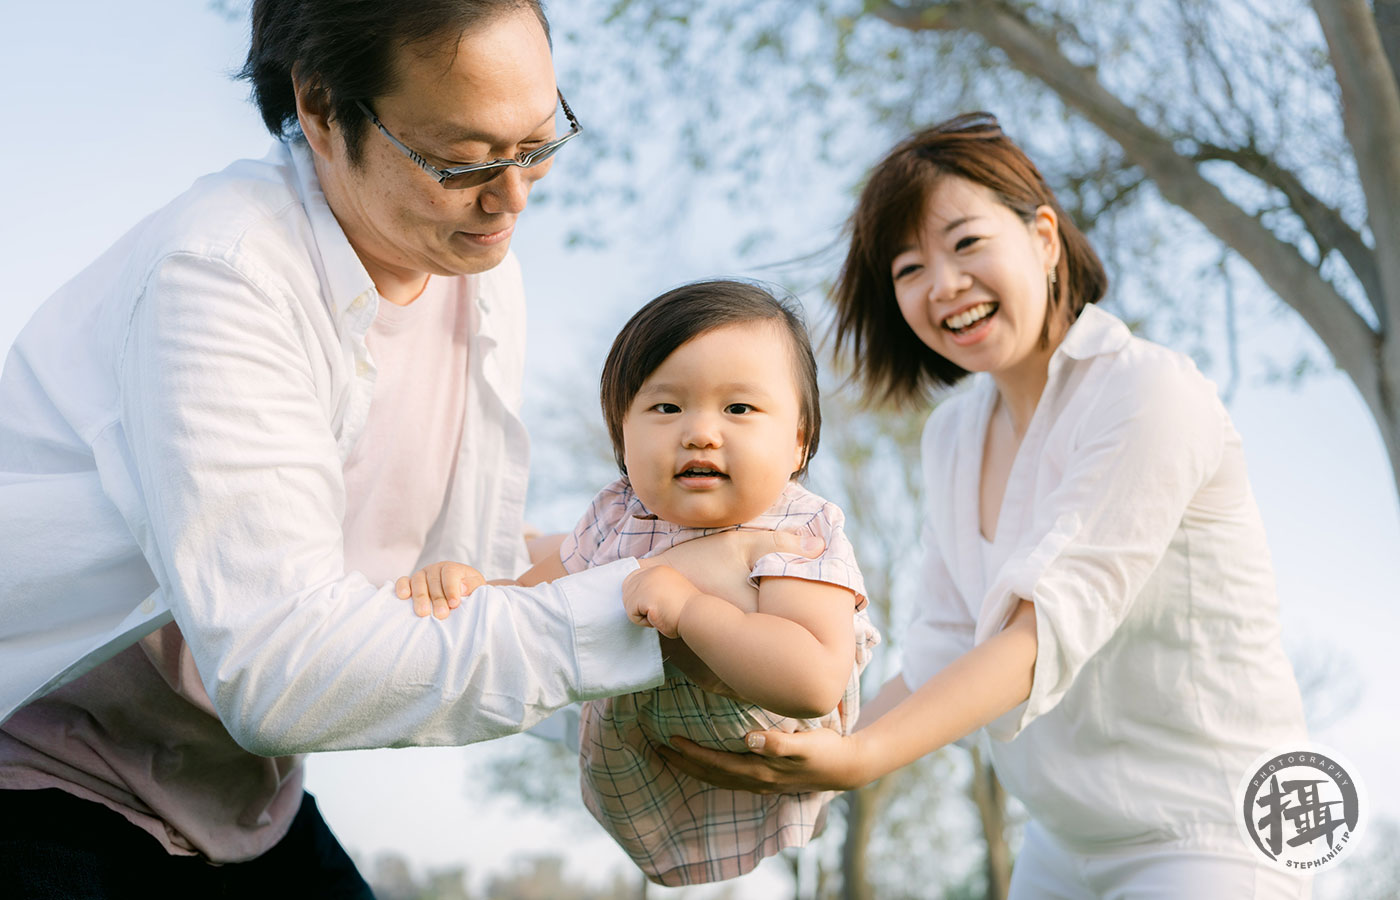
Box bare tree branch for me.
[871,0,1382,414]
[1194,140,1383,324]
[1313,0,1400,397]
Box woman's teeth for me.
[944,302,997,332]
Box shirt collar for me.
[286,140,378,325]
[1053,303,1131,362]
[286,140,515,345]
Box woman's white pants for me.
[1007,823,1313,900]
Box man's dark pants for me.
[0,788,375,898]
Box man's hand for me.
[395,561,486,619]
[639,529,824,614]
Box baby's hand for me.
[396,561,485,620]
[623,565,703,639]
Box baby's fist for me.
[622,565,699,639]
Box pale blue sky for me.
[4,2,1394,895]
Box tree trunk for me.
[968,746,1011,900]
[839,776,897,900]
[873,0,1400,505]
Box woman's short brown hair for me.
[600,279,822,478]
[831,112,1107,407]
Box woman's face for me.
[889,176,1062,381]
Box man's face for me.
[312,9,559,293]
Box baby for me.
[399,280,878,885]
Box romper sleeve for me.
[748,497,867,607]
[558,478,634,574]
[979,352,1228,741]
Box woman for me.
[657,114,1309,898]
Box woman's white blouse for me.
[902,305,1306,849]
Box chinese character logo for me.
[1236,745,1366,874]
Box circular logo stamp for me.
[1235,743,1366,873]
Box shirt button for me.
[140,596,155,615]
[349,293,368,312]
[355,359,371,377]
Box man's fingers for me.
[752,530,824,565]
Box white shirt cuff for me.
[561,558,664,699]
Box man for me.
[0,2,809,894]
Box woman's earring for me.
[1047,265,1058,302]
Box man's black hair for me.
[238,0,549,164]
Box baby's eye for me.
[651,402,681,414]
[725,403,755,415]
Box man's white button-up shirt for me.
[0,142,662,753]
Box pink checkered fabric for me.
[562,478,879,886]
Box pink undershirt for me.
[0,275,474,862]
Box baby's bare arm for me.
[512,553,568,587]
[626,568,855,718]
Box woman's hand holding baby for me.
[656,727,868,794]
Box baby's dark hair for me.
[599,279,822,478]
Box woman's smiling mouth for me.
[942,301,999,334]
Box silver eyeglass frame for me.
[355,90,581,189]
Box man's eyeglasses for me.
[356,91,582,190]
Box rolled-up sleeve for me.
[977,358,1227,740]
[119,253,662,755]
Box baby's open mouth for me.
[943,301,998,334]
[676,467,727,479]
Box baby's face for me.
[621,321,807,528]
